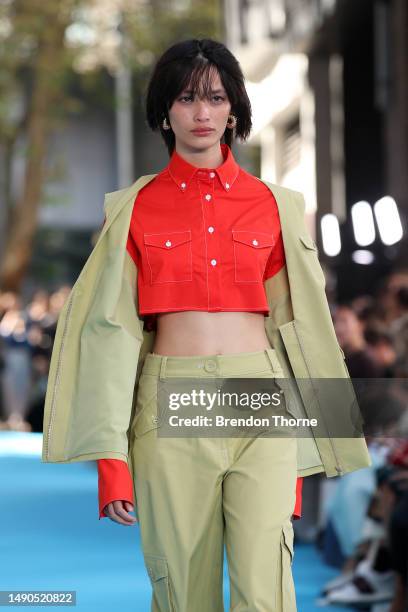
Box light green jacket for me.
[41,175,371,478]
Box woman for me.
[99,37,300,610]
[42,38,371,612]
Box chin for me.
[188,136,220,148]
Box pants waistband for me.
[142,347,283,378]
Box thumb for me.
[123,501,134,512]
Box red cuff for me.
[292,477,303,520]
[97,459,134,520]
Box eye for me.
[179,95,193,102]
[212,95,225,102]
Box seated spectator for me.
[334,303,383,377]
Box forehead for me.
[184,67,225,92]
[336,308,354,320]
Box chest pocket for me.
[298,233,326,286]
[144,230,192,284]
[232,229,275,283]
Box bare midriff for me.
[152,311,272,356]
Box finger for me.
[104,502,132,526]
[108,504,135,526]
[113,500,137,523]
[123,501,137,518]
[103,503,112,518]
[104,501,134,520]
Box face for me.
[168,68,232,153]
[334,307,364,346]
[366,342,396,367]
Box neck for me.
[174,141,224,168]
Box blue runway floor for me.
[0,432,348,611]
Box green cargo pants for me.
[129,347,298,611]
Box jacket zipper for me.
[44,291,75,461]
[292,320,343,474]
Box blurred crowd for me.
[0,266,407,611]
[315,266,408,612]
[0,285,71,433]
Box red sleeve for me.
[97,459,134,520]
[263,198,286,281]
[292,477,303,520]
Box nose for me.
[194,98,211,121]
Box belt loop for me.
[159,355,168,381]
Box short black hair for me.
[145,38,252,155]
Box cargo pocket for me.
[145,555,175,612]
[275,523,297,611]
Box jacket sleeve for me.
[98,459,134,519]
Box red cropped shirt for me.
[127,142,285,331]
[97,143,303,520]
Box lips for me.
[191,129,214,134]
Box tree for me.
[0,0,78,290]
[0,0,220,291]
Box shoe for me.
[321,570,354,595]
[326,563,396,606]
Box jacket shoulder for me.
[258,179,306,214]
[103,175,158,217]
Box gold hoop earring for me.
[162,117,171,130]
[226,114,237,129]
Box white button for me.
[165,240,172,247]
[210,259,217,266]
[208,226,214,233]
[205,194,212,201]
[225,182,230,189]
[209,172,215,178]
[252,239,258,246]
[181,182,186,189]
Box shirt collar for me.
[167,143,240,193]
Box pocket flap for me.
[144,230,191,249]
[299,234,317,251]
[282,523,294,562]
[232,230,275,248]
[145,555,169,581]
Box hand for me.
[103,500,138,526]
